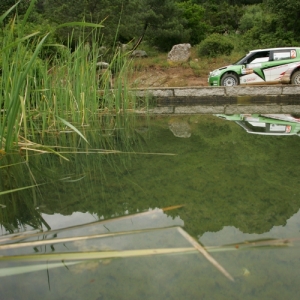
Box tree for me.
[40,0,192,51]
[238,4,264,33]
[40,0,146,46]
[201,1,244,34]
[237,0,300,48]
[0,0,30,17]
[176,0,208,45]
[264,0,300,40]
[141,0,191,50]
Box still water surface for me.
[1,114,300,299]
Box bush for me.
[197,34,234,57]
[238,4,264,33]
[240,26,298,51]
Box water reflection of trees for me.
[0,154,51,233]
[0,115,144,234]
[2,115,300,238]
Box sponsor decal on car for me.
[244,77,257,82]
[241,67,253,75]
[291,50,296,58]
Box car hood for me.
[218,65,231,70]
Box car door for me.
[240,51,271,85]
[266,49,296,82]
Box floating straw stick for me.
[0,248,196,263]
[0,226,179,251]
[1,206,184,243]
[0,261,82,277]
[177,227,234,282]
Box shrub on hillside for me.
[197,34,234,57]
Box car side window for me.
[245,51,270,64]
[250,57,269,64]
[273,50,296,61]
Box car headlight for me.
[209,69,221,77]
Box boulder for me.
[96,62,109,69]
[131,50,148,58]
[167,43,191,63]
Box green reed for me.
[0,1,145,234]
[0,1,139,155]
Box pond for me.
[1,114,300,299]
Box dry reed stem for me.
[0,207,183,243]
[0,226,179,250]
[177,227,235,282]
[0,248,196,262]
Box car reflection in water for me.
[215,114,300,136]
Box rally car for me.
[208,47,300,86]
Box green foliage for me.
[240,26,297,51]
[201,1,244,34]
[0,1,138,153]
[175,1,208,45]
[264,0,300,32]
[9,0,298,54]
[1,0,300,78]
[197,33,234,57]
[0,0,30,16]
[142,0,191,51]
[39,0,193,51]
[238,3,299,51]
[238,4,263,32]
[149,26,190,52]
[0,0,48,150]
[237,1,300,48]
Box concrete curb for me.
[131,86,300,113]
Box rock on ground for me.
[167,44,191,63]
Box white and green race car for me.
[208,47,300,86]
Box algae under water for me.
[0,114,300,299]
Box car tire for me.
[221,73,239,86]
[291,70,300,85]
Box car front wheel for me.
[291,70,300,85]
[221,73,239,86]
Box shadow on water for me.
[1,114,300,299]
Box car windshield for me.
[233,54,249,65]
[233,50,271,66]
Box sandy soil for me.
[128,66,208,88]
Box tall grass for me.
[0,1,144,233]
[0,1,138,154]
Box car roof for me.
[249,47,300,53]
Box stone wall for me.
[131,86,300,114]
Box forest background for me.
[1,0,299,53]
